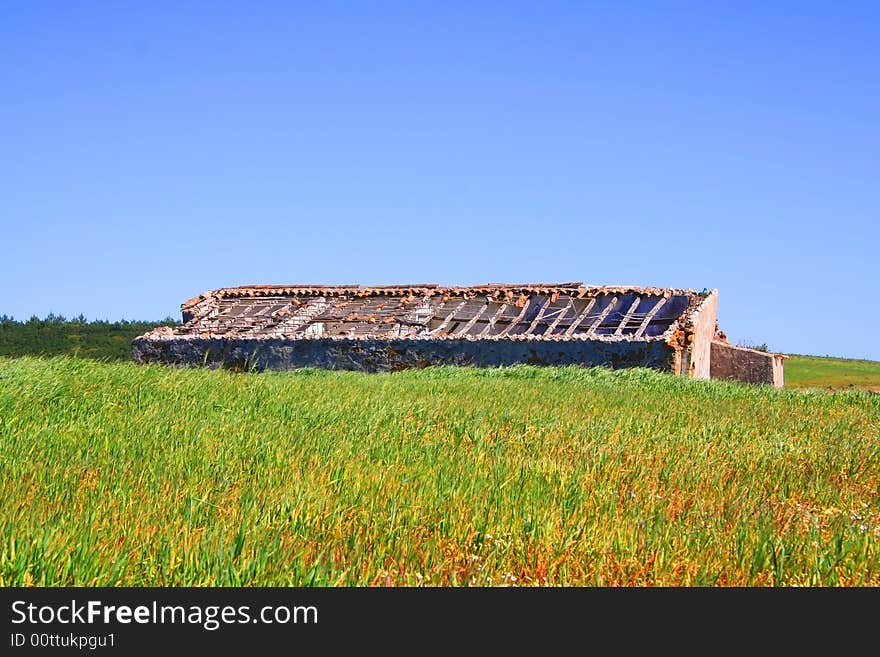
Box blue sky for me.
[2,2,878,359]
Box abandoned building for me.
[131,283,785,386]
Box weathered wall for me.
[132,336,678,374]
[710,340,785,387]
[682,290,718,380]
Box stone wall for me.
[680,290,718,380]
[710,340,785,387]
[132,335,678,374]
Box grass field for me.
[3,316,879,392]
[785,354,880,392]
[1,355,877,586]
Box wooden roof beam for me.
[614,297,642,336]
[564,297,598,336]
[544,298,574,336]
[428,300,468,335]
[584,296,618,336]
[495,298,532,337]
[633,297,667,338]
[523,296,554,335]
[478,302,510,337]
[454,302,490,336]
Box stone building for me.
[132,282,785,386]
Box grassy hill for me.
[1,355,877,586]
[784,354,880,392]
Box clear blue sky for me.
[2,2,878,360]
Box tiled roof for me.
[153,283,711,343]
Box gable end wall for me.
[684,290,718,380]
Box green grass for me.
[785,354,880,392]
[1,356,877,586]
[4,315,879,393]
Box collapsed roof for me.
[165,282,709,343]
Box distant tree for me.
[0,314,180,360]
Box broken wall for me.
[678,290,718,380]
[710,340,785,387]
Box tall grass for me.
[1,356,877,586]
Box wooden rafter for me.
[524,296,554,335]
[428,300,468,335]
[495,298,532,337]
[564,297,598,336]
[545,298,574,336]
[633,298,667,338]
[585,296,618,336]
[455,302,490,336]
[479,302,510,337]
[614,297,642,336]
